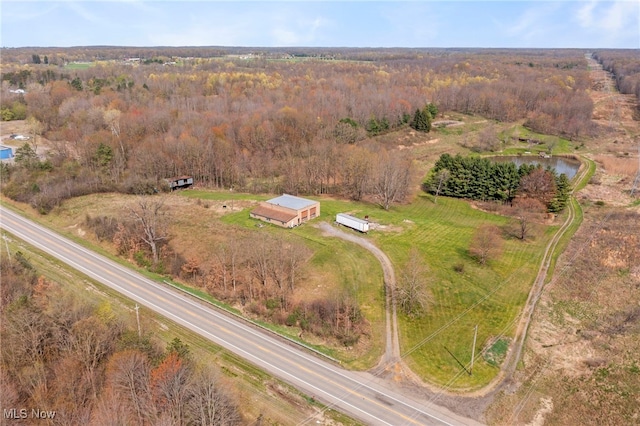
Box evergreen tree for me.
[380,117,390,131]
[14,142,38,168]
[70,77,83,91]
[410,108,431,132]
[426,102,438,119]
[548,173,571,212]
[366,117,381,135]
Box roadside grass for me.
[575,156,596,192]
[0,229,359,425]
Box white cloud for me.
[574,0,639,45]
[65,1,101,24]
[506,3,563,42]
[576,0,597,28]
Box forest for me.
[0,251,241,425]
[593,50,640,103]
[1,47,603,215]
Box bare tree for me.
[128,196,169,265]
[69,316,117,398]
[151,352,191,425]
[267,237,311,310]
[215,237,244,296]
[186,367,241,426]
[513,197,545,240]
[432,169,450,204]
[372,150,411,210]
[246,234,273,300]
[469,224,504,265]
[26,116,44,154]
[340,146,372,201]
[105,350,154,425]
[91,387,131,426]
[103,109,126,159]
[397,249,431,316]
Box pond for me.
[491,155,581,180]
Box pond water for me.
[491,155,581,179]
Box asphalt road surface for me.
[0,206,482,426]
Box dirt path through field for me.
[317,222,413,379]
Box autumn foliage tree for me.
[0,255,242,425]
[2,47,596,212]
[517,167,557,208]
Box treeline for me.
[0,252,241,425]
[0,46,599,66]
[86,201,369,346]
[1,49,594,211]
[593,50,640,108]
[425,154,571,212]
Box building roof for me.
[251,205,297,223]
[0,145,12,150]
[337,213,369,225]
[267,194,317,211]
[166,175,193,182]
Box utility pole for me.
[470,324,479,375]
[135,304,141,338]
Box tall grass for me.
[594,155,639,177]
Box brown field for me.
[594,154,639,177]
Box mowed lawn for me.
[181,190,556,388]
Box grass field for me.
[64,62,94,70]
[179,189,557,389]
[370,194,552,389]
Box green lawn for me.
[64,62,94,70]
[181,190,556,389]
[369,195,549,389]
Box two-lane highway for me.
[0,206,481,426]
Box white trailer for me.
[336,213,369,233]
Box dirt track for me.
[317,221,401,366]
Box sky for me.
[1,1,638,49]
